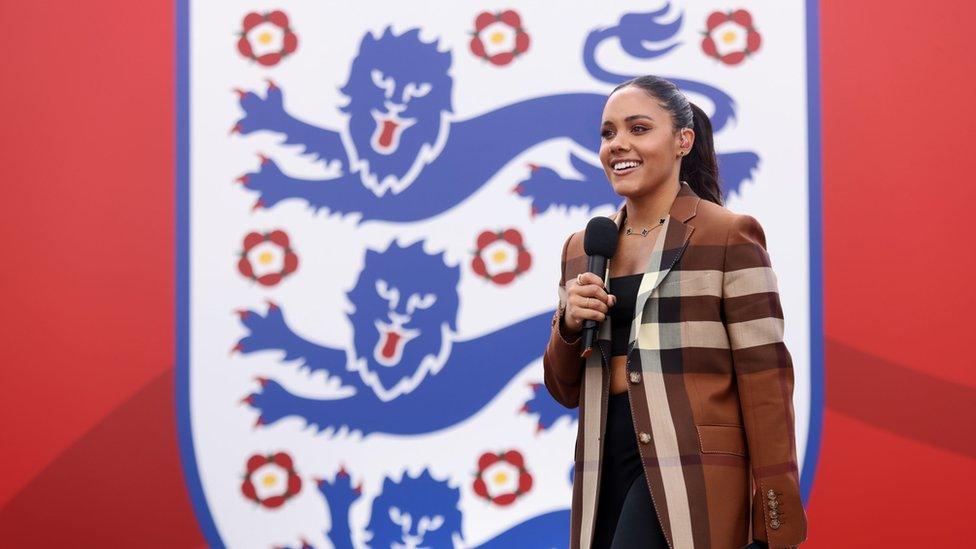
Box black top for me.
[608,274,642,357]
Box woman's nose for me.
[608,133,630,152]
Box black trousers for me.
[592,392,669,548]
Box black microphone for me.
[580,216,619,359]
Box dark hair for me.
[611,75,723,205]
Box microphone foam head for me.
[583,216,619,258]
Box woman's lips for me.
[611,160,642,176]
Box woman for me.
[543,75,807,549]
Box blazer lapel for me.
[629,182,700,351]
[578,183,701,549]
[627,182,702,549]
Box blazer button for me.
[768,499,779,510]
[638,432,651,444]
[767,489,776,499]
[769,510,779,519]
[770,519,781,530]
[629,371,641,384]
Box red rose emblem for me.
[701,9,761,66]
[471,228,532,285]
[473,449,533,506]
[237,230,299,287]
[237,10,299,67]
[240,452,302,508]
[469,10,531,66]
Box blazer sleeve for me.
[542,233,584,409]
[721,215,808,548]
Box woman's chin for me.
[609,179,642,198]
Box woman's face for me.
[598,86,692,199]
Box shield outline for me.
[175,1,826,545]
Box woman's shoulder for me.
[694,197,740,227]
[693,198,768,247]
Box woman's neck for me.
[624,178,681,227]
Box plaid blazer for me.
[543,182,807,549]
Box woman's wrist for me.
[557,307,582,343]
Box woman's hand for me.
[563,272,617,334]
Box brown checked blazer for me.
[543,182,807,549]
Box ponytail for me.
[681,103,722,206]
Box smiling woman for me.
[599,78,720,208]
[543,75,807,549]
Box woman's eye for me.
[631,125,648,133]
[600,129,614,139]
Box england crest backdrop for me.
[177,1,822,547]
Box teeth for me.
[613,161,640,170]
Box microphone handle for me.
[580,254,608,359]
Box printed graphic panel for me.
[179,1,820,546]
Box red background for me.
[1,1,973,546]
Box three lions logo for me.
[220,6,774,548]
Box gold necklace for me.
[624,218,666,237]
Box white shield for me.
[177,1,822,546]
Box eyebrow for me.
[602,114,655,125]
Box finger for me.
[577,272,604,287]
[575,308,606,323]
[577,284,611,304]
[584,289,610,313]
[570,295,608,315]
[608,294,617,308]
[588,297,609,314]
[569,276,583,290]
[567,296,584,314]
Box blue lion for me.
[314,467,569,549]
[235,240,555,435]
[233,3,759,222]
[340,28,453,197]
